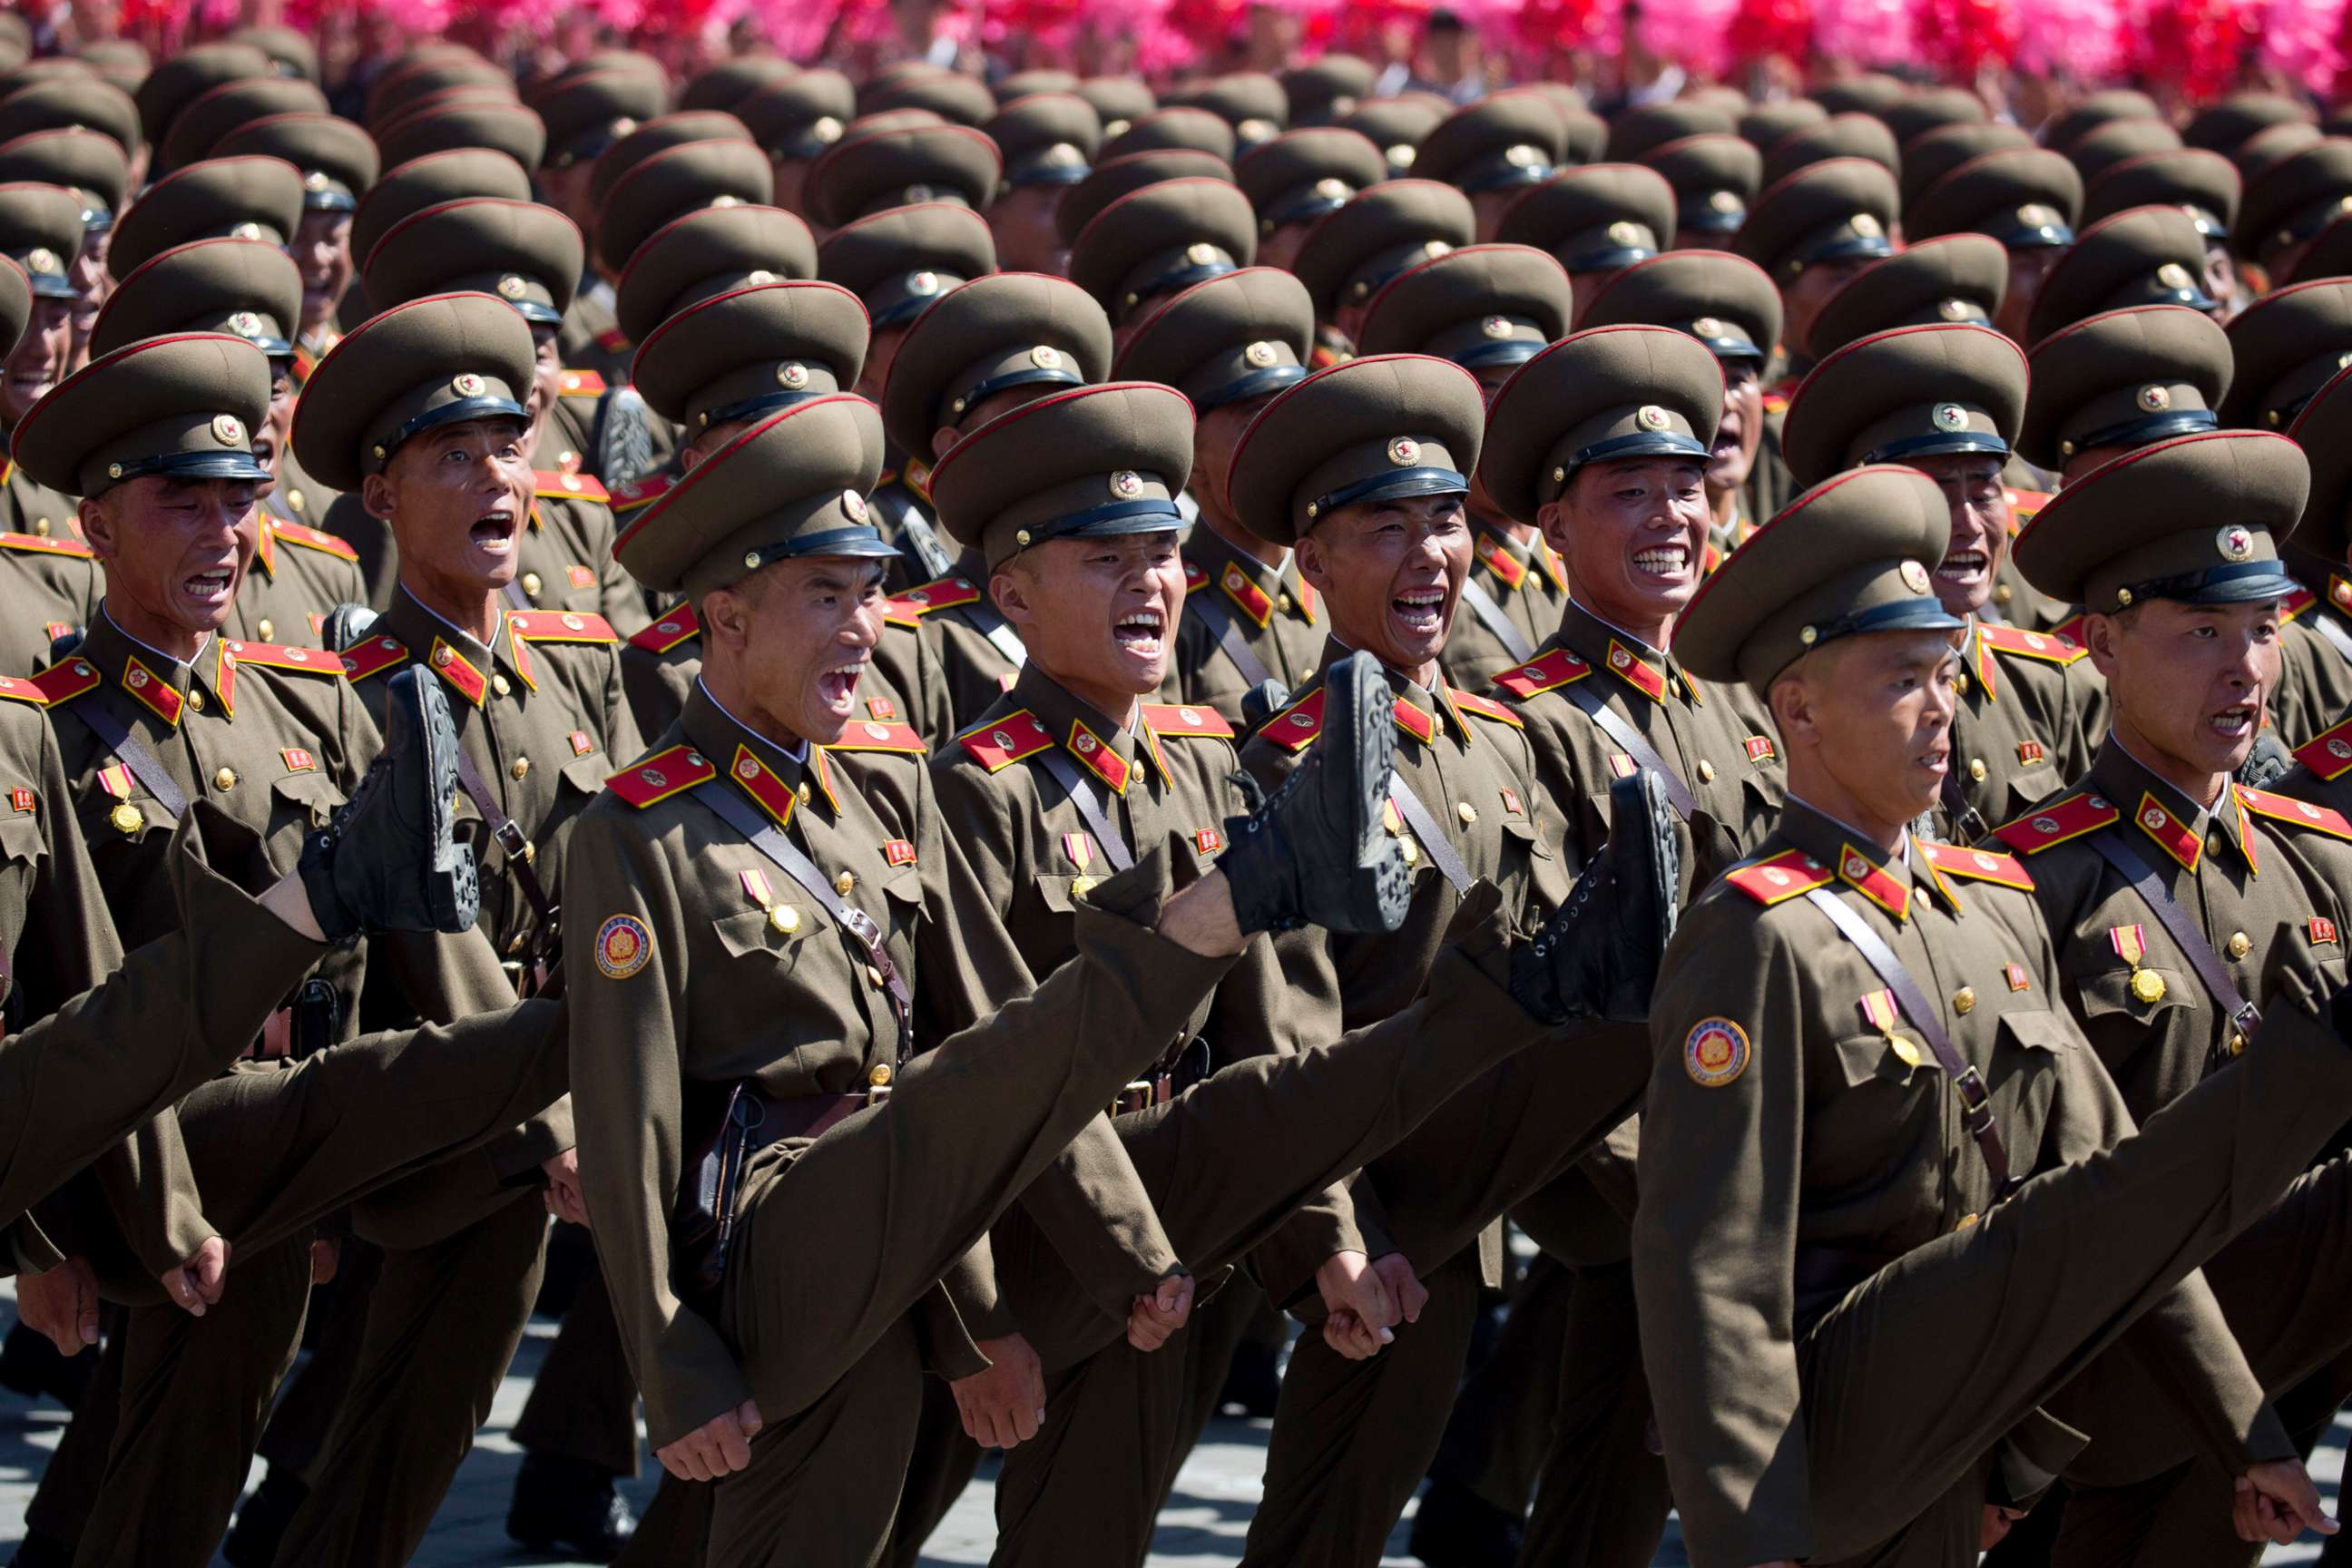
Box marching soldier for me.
[1493,161,1678,318]
[2024,204,2219,345]
[89,236,364,648]
[1233,125,1387,274]
[0,211,101,673]
[106,154,304,338]
[1113,267,1323,733]
[1353,242,1574,688]
[1638,132,1762,248]
[1903,143,2084,346]
[1990,430,2352,1568]
[1804,231,2008,359]
[1290,179,1476,359]
[0,124,130,367]
[981,91,1099,274]
[734,69,857,220]
[204,110,378,363]
[1640,458,2345,1568]
[1066,168,1258,352]
[1899,121,2033,211]
[2237,136,2352,294]
[2080,146,2245,318]
[1411,90,1570,241]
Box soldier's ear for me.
[359,471,397,524]
[1294,532,1334,593]
[1534,500,1571,557]
[1768,664,1818,750]
[2076,610,2126,681]
[990,563,1033,627]
[930,426,960,461]
[75,495,115,560]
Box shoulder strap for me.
[453,750,557,936]
[2088,828,2262,1061]
[1185,578,1275,690]
[1802,886,2014,1196]
[1556,679,1697,819]
[75,698,187,823]
[1456,575,1534,664]
[1034,747,1135,872]
[1388,772,1472,893]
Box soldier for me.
[981,92,1099,274]
[734,69,857,220]
[1805,231,2008,360]
[89,237,364,648]
[2080,148,2245,316]
[1066,170,1258,352]
[1113,267,1323,732]
[361,193,651,632]
[920,378,1673,1568]
[372,95,548,183]
[1989,429,2352,1568]
[208,111,380,379]
[107,153,304,318]
[2237,136,2352,292]
[800,119,1002,237]
[1494,161,1678,318]
[1905,144,2084,346]
[1338,92,1448,181]
[1577,248,1786,569]
[1353,242,1574,688]
[0,125,131,367]
[1899,121,2033,212]
[1782,322,2102,838]
[1639,132,1763,248]
[2219,277,2352,438]
[1412,90,1570,242]
[258,292,643,1568]
[1233,126,1387,274]
[1642,457,2348,1568]
[569,380,1408,1565]
[0,197,102,672]
[1290,179,1476,359]
[1763,112,1900,190]
[2279,367,2352,744]
[2024,204,2219,345]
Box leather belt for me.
[1803,885,2016,1196]
[1387,773,1474,893]
[1558,680,1697,821]
[2089,830,2261,1064]
[1111,1035,1209,1115]
[1458,576,1534,664]
[1036,748,1135,872]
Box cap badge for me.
[211,413,246,446]
[2155,262,2191,289]
[1899,559,1931,593]
[1185,241,1220,266]
[1607,220,1641,245]
[2138,384,2171,412]
[1314,177,1350,201]
[1423,240,1454,260]
[903,183,936,203]
[906,270,940,297]
[744,269,778,285]
[1931,403,1968,432]
[453,372,486,397]
[2217,525,2255,562]
[496,274,528,299]
[1848,213,1882,238]
[843,489,869,521]
[1387,436,1421,466]
[612,117,640,138]
[229,310,262,337]
[1635,405,1671,432]
[710,194,743,210]
[1110,470,1145,498]
[1690,316,1723,338]
[812,116,844,143]
[1938,297,1971,320]
[303,170,330,192]
[229,221,263,240]
[1243,339,1279,368]
[1387,143,1416,168]
[1480,315,1514,338]
[1504,143,1544,168]
[1030,344,1063,369]
[777,361,808,389]
[23,247,54,274]
[1708,191,1743,214]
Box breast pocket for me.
[1989,1007,2073,1171]
[712,902,823,975]
[269,770,344,831]
[2072,963,2189,1028]
[1808,1029,1938,1188]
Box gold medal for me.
[1890,1036,1924,1068]
[2131,968,2166,1004]
[769,905,799,936]
[1072,875,1096,897]
[109,803,143,834]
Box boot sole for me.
[391,671,480,933]
[1603,769,1681,1009]
[1320,654,1410,933]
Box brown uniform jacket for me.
[2267,569,2352,750]
[1441,517,1572,694]
[932,663,1366,1350]
[889,562,1026,733]
[1240,643,1571,1296]
[565,681,1068,1446]
[0,529,100,675]
[1638,799,2282,1565]
[1160,525,1327,736]
[1939,615,2105,842]
[226,501,368,648]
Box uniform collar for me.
[682,679,843,828]
[1008,661,1163,790]
[2089,739,2256,874]
[1313,636,1472,747]
[1189,526,1317,626]
[1470,517,1565,594]
[1778,796,1927,922]
[385,586,541,706]
[1553,597,1694,708]
[83,606,231,726]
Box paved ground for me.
[0,1287,2340,1565]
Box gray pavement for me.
[0,1286,2340,1566]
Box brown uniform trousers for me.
[256,591,642,1568]
[564,685,1241,1567]
[1984,746,2352,1568]
[1160,526,1329,736]
[1439,517,1570,695]
[1641,799,2327,1567]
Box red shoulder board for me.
[1760,382,1793,415]
[1724,848,1834,906]
[338,633,409,681]
[0,531,93,558]
[630,603,701,655]
[0,672,46,706]
[223,641,343,677]
[1919,840,2035,893]
[1141,701,1236,740]
[892,576,984,615]
[593,326,632,354]
[1449,689,1525,730]
[956,710,1054,772]
[828,718,926,754]
[2282,585,2318,624]
[558,368,608,398]
[1183,561,1209,593]
[27,655,99,704]
[2294,717,2352,781]
[606,744,716,807]
[2235,784,2352,843]
[1993,792,2119,855]
[508,611,618,644]
[2004,489,2052,529]
[2047,615,2087,651]
[534,470,612,505]
[270,520,361,562]
[1976,622,2085,666]
[1263,689,1328,753]
[609,472,673,514]
[1490,648,1592,701]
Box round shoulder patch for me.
[1684,1017,1751,1087]
[594,914,653,981]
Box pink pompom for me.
[1811,0,1916,67]
[1632,0,1743,76]
[1727,0,1815,70]
[2014,0,2125,80]
[1916,0,2018,74]
[2260,0,2348,97]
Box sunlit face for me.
[1912,451,2011,618]
[525,320,563,448]
[1709,358,1764,495]
[255,355,296,479]
[1773,628,1961,827]
[706,553,891,745]
[3,297,73,427]
[987,184,1068,275]
[292,208,353,338]
[994,532,1185,695]
[2084,597,2280,784]
[1995,245,2063,344]
[81,474,261,637]
[1295,491,1470,671]
[365,416,534,599]
[1541,456,1710,631]
[1780,255,1875,360]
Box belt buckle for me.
[1112,1080,1156,1116]
[866,1083,893,1107]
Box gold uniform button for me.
[510,757,530,781]
[1278,593,1292,611]
[2226,931,2250,959]
[31,518,48,535]
[1697,760,1715,783]
[213,767,237,790]
[521,572,543,599]
[866,964,886,987]
[492,673,512,697]
[2229,1034,2248,1057]
[867,1063,894,1087]
[797,782,811,805]
[1456,801,1477,826]
[257,618,274,641]
[1955,1211,1980,1230]
[1994,583,2014,604]
[109,803,143,834]
[186,688,204,712]
[1953,985,1976,1015]
[2131,969,2167,1004]
[835,870,857,896]
[1968,759,1987,782]
[769,905,799,935]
